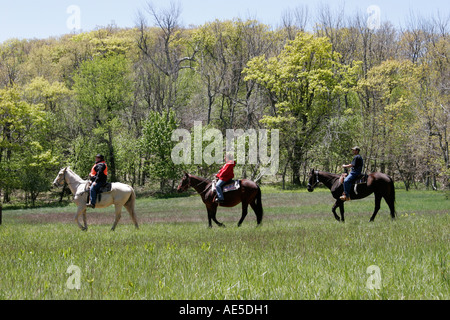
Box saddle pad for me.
[340,173,368,186]
[355,174,368,185]
[212,180,240,193]
[99,182,112,193]
[222,180,240,193]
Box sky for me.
[0,0,449,43]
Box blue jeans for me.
[343,172,360,197]
[215,179,226,201]
[90,183,103,206]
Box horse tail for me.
[255,186,263,224]
[125,187,139,229]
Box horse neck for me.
[318,171,339,190]
[189,175,211,196]
[65,169,86,194]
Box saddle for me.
[339,173,368,197]
[85,182,112,204]
[211,179,241,194]
[98,182,112,193]
[339,173,368,185]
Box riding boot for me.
[340,193,350,202]
[214,196,224,204]
[87,203,95,208]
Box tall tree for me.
[73,54,133,181]
[136,1,196,113]
[244,32,360,185]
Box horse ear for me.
[183,171,188,177]
[310,168,315,174]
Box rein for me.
[308,170,320,189]
[187,175,212,196]
[61,168,88,197]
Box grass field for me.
[0,188,448,300]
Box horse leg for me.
[369,193,382,222]
[111,205,123,231]
[75,207,87,231]
[82,209,88,230]
[332,201,341,222]
[384,194,396,220]
[238,202,249,227]
[124,199,139,229]
[210,206,225,228]
[207,208,213,228]
[339,201,345,222]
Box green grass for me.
[0,189,448,299]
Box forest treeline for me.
[0,3,448,205]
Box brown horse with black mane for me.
[307,169,396,222]
[177,172,263,228]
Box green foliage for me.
[139,110,181,191]
[0,11,449,203]
[72,53,133,181]
[73,54,132,115]
[0,86,59,204]
[244,32,361,183]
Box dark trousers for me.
[90,183,103,206]
[343,172,360,197]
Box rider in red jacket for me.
[215,154,236,203]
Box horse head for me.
[307,169,319,192]
[53,167,68,187]
[177,172,190,193]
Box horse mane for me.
[188,174,213,192]
[321,171,340,180]
[316,170,341,188]
[65,167,88,184]
[188,174,211,183]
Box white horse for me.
[53,167,139,231]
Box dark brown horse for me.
[307,169,396,222]
[177,172,263,228]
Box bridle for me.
[308,170,320,190]
[56,167,85,189]
[55,167,68,186]
[179,174,211,195]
